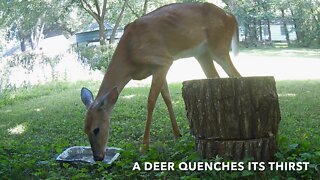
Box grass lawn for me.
[0,80,319,179]
[0,48,320,179]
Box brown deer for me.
[81,2,241,161]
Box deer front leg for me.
[161,80,181,139]
[141,67,170,152]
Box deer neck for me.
[96,53,132,100]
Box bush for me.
[1,52,45,91]
[0,50,98,92]
[76,44,116,72]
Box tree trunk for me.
[310,8,320,44]
[20,38,26,52]
[248,19,258,46]
[267,19,272,42]
[98,21,106,46]
[80,0,107,47]
[244,23,249,46]
[253,20,258,43]
[280,8,290,46]
[182,77,281,162]
[290,8,301,43]
[258,20,263,42]
[109,0,128,44]
[30,19,45,50]
[142,0,149,15]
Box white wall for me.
[239,24,297,42]
[269,24,297,41]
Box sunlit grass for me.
[8,124,26,135]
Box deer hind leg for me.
[207,22,241,77]
[209,42,241,78]
[213,52,241,77]
[196,51,220,78]
[161,80,181,139]
[141,66,170,152]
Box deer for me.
[80,2,241,161]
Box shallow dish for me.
[56,146,121,164]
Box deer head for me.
[80,87,119,161]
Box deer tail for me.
[231,21,240,57]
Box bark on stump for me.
[182,76,281,162]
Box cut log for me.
[182,77,281,161]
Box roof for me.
[78,21,114,34]
[75,21,123,44]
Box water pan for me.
[56,146,121,164]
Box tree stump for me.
[182,76,281,162]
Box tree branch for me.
[127,3,140,19]
[142,0,149,15]
[101,0,107,19]
[80,0,100,21]
[94,0,101,17]
[109,0,128,44]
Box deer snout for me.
[91,148,106,161]
[93,152,105,161]
[93,153,105,161]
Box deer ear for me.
[81,87,94,109]
[98,87,119,110]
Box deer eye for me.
[93,128,100,136]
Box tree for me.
[126,0,175,19]
[127,0,150,18]
[223,0,320,47]
[109,0,129,44]
[223,0,261,45]
[79,0,108,46]
[1,0,81,51]
[2,1,49,51]
[280,8,291,45]
[257,0,274,43]
[289,0,320,46]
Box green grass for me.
[0,79,319,179]
[240,47,320,59]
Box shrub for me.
[76,43,116,72]
[0,50,99,92]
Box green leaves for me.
[224,0,320,47]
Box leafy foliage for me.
[76,43,116,71]
[223,0,320,47]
